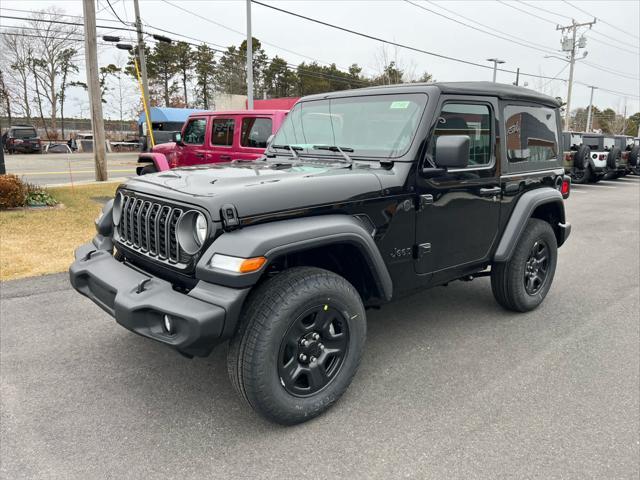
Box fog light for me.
[163,314,174,334]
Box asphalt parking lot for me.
[4,152,138,186]
[1,176,638,479]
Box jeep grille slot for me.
[116,194,185,265]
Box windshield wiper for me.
[312,145,354,164]
[271,144,302,160]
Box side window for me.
[241,117,273,148]
[505,105,558,163]
[182,118,207,145]
[211,118,235,146]
[430,103,492,167]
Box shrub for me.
[0,174,27,209]
[26,187,58,207]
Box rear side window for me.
[182,118,207,145]
[241,117,272,148]
[430,103,492,167]
[505,105,558,164]
[211,118,235,146]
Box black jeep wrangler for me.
[70,82,571,425]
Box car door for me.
[415,97,502,277]
[178,117,209,166]
[235,115,274,160]
[208,116,237,163]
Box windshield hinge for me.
[221,203,240,230]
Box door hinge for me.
[416,242,431,258]
[221,203,240,230]
[419,194,434,210]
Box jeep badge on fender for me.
[70,82,571,425]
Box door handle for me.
[220,155,231,160]
[195,153,205,158]
[479,187,501,196]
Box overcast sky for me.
[2,0,639,118]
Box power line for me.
[404,0,555,55]
[501,0,639,53]
[562,0,640,41]
[105,0,128,26]
[581,60,639,81]
[159,0,355,72]
[250,0,564,81]
[423,0,557,53]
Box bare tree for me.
[0,70,12,127]
[1,28,34,120]
[27,8,80,134]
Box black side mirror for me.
[434,135,469,169]
[172,132,183,145]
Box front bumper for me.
[69,242,249,357]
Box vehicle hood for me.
[151,142,177,153]
[124,160,384,221]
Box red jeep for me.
[137,110,289,174]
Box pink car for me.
[137,109,289,174]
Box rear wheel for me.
[227,267,366,425]
[491,219,558,312]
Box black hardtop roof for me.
[582,133,604,138]
[300,81,561,107]
[10,125,36,129]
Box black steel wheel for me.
[227,266,366,425]
[523,239,549,295]
[491,218,558,312]
[278,304,349,397]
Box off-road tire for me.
[139,164,158,175]
[227,267,366,425]
[629,146,639,167]
[491,218,558,312]
[606,147,621,170]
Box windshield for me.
[270,93,427,159]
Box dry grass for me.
[0,182,120,281]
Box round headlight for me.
[195,213,207,245]
[177,211,208,255]
[112,192,123,226]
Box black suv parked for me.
[70,82,571,424]
[2,125,41,154]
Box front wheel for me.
[491,219,558,312]
[227,267,366,425]
[138,164,158,175]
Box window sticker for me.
[390,101,410,109]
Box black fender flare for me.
[493,188,567,263]
[195,215,393,301]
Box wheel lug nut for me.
[299,354,307,362]
[313,333,320,340]
[310,356,316,363]
[319,344,325,351]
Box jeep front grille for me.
[117,194,186,264]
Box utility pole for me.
[486,58,505,83]
[556,18,596,130]
[82,0,107,181]
[133,0,153,149]
[585,86,597,132]
[246,0,254,109]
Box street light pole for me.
[246,0,254,110]
[585,86,597,132]
[82,0,107,181]
[133,0,153,148]
[486,58,505,83]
